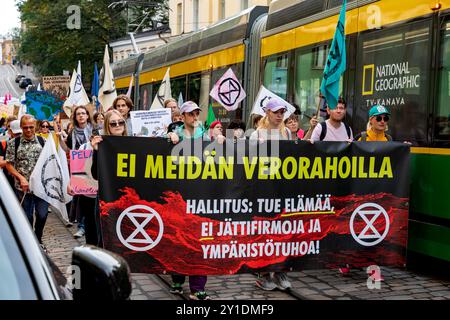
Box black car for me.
[0,172,132,300]
[15,74,25,83]
[18,78,32,89]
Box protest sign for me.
[24,91,64,120]
[43,75,71,98]
[69,149,98,195]
[99,137,410,275]
[130,109,171,137]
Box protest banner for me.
[0,104,14,117]
[69,149,98,196]
[98,137,410,275]
[130,109,171,137]
[24,91,64,120]
[43,75,71,98]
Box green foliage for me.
[16,0,167,92]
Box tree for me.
[16,0,167,92]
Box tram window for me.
[354,21,431,145]
[263,53,288,100]
[140,84,152,110]
[294,45,343,128]
[435,22,450,144]
[187,73,201,104]
[172,76,187,105]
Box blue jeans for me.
[17,191,49,243]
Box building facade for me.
[1,37,16,65]
[168,0,271,36]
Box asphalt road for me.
[0,63,32,98]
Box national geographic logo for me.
[362,64,375,96]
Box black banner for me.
[98,137,410,275]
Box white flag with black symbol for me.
[251,85,296,120]
[99,45,117,112]
[151,67,172,110]
[210,68,246,111]
[30,134,72,222]
[63,68,90,117]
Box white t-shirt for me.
[310,120,353,142]
[249,128,291,141]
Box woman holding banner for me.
[249,97,293,291]
[90,110,129,247]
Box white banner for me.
[130,109,172,137]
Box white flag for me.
[29,135,72,223]
[77,60,82,78]
[178,91,184,107]
[126,74,134,98]
[99,45,117,112]
[210,68,246,111]
[151,67,171,110]
[63,69,90,117]
[37,83,41,91]
[251,85,296,120]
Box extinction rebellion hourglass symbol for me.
[116,205,164,252]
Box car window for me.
[0,207,37,299]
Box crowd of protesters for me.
[0,93,401,300]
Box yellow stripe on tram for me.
[115,44,245,89]
[410,147,450,156]
[261,0,450,57]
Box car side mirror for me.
[71,245,132,300]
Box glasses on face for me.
[109,120,125,128]
[375,115,389,122]
[22,126,35,130]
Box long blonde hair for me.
[257,112,288,139]
[104,110,128,136]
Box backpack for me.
[319,122,352,141]
[355,131,393,142]
[14,136,45,161]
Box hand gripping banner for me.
[98,137,410,275]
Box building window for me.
[193,0,199,31]
[177,3,182,34]
[241,0,249,10]
[219,0,226,20]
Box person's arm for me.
[307,122,322,143]
[303,116,319,140]
[58,130,71,152]
[5,162,28,192]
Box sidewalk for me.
[43,211,450,300]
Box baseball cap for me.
[180,101,201,114]
[10,120,22,134]
[369,105,390,118]
[263,98,287,112]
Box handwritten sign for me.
[69,149,98,195]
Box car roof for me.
[0,172,61,300]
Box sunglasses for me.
[109,120,125,127]
[22,126,35,130]
[375,115,389,122]
[41,125,49,128]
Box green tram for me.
[113,0,450,265]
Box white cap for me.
[10,120,22,134]
[180,101,201,114]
